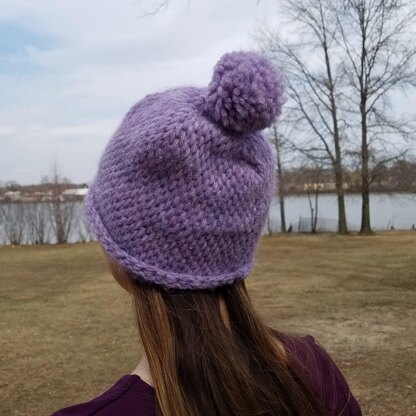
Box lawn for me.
[0,232,415,415]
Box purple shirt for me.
[51,335,362,416]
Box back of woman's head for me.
[125,276,322,416]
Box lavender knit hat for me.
[84,51,284,290]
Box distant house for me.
[3,191,22,201]
[303,182,349,192]
[40,191,55,202]
[62,187,89,199]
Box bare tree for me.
[75,204,95,243]
[335,0,416,234]
[26,203,49,244]
[135,0,188,17]
[257,0,349,234]
[45,161,76,244]
[305,165,323,233]
[294,160,326,232]
[0,203,26,245]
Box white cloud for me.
[1,0,281,184]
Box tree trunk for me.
[279,192,287,233]
[323,36,349,235]
[313,185,319,233]
[360,104,373,235]
[273,126,287,233]
[334,159,348,234]
[276,138,287,233]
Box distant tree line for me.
[3,157,413,200]
[282,158,416,195]
[0,180,88,202]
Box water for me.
[0,193,415,244]
[267,193,416,233]
[0,201,91,245]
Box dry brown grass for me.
[0,232,415,415]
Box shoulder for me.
[50,374,155,416]
[276,331,363,416]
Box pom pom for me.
[203,51,284,134]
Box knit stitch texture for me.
[84,51,284,290]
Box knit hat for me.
[84,51,284,290]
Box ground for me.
[0,232,415,415]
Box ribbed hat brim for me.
[84,184,253,291]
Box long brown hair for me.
[125,276,323,416]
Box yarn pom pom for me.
[203,51,284,134]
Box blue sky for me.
[0,0,280,184]
[0,21,53,57]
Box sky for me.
[1,1,415,185]
[0,0,281,185]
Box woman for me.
[51,51,362,416]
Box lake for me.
[268,193,416,233]
[0,193,415,244]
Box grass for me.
[0,232,415,415]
